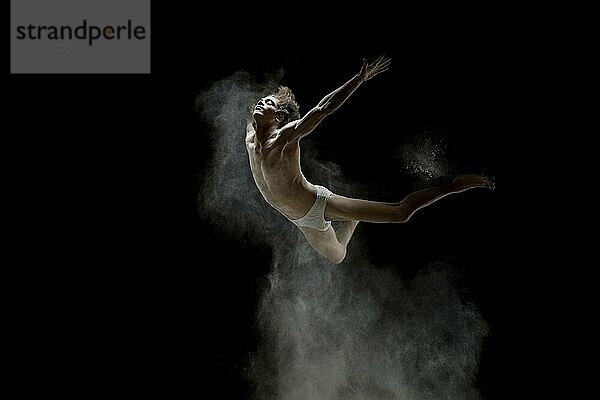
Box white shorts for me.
[289,185,333,231]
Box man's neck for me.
[255,123,278,144]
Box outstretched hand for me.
[358,55,391,82]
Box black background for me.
[8,4,546,399]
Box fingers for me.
[375,65,390,75]
[363,54,390,64]
[365,67,389,80]
[375,59,391,71]
[368,54,391,66]
[367,56,391,73]
[372,54,386,65]
[361,54,391,80]
[377,56,391,67]
[366,61,391,80]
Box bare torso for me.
[246,132,316,220]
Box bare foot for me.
[452,174,495,191]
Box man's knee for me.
[327,246,346,265]
[393,203,411,223]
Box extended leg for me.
[396,174,494,221]
[325,174,494,223]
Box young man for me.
[245,55,494,264]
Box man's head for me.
[253,86,300,127]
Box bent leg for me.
[299,225,355,264]
[325,174,494,223]
[335,221,359,248]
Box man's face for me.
[253,96,279,121]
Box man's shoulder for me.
[269,132,301,153]
[245,134,255,150]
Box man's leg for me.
[299,226,349,264]
[325,174,494,223]
[335,221,359,249]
